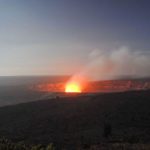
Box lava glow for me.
[65,82,82,93]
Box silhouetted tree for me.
[103,122,112,138]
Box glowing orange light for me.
[65,82,81,93]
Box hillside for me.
[0,90,150,149]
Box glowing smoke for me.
[71,46,150,81]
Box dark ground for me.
[0,90,150,149]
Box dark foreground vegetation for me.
[0,137,54,150]
[0,90,150,149]
[1,138,150,150]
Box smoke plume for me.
[72,46,150,81]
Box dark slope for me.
[0,90,150,147]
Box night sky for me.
[0,0,150,76]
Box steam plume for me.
[72,46,150,81]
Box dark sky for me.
[0,0,150,75]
